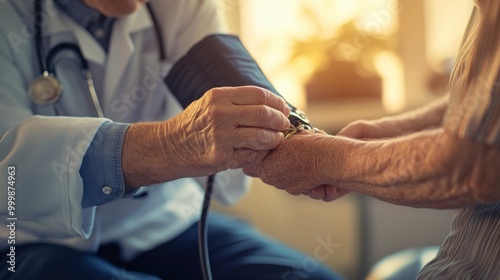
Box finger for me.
[234,105,290,131]
[337,124,363,138]
[233,127,284,150]
[323,186,350,202]
[309,186,326,200]
[227,86,290,116]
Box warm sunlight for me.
[240,0,400,111]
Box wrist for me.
[122,122,176,190]
[319,136,369,186]
[314,136,343,185]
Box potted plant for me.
[288,6,396,103]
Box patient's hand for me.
[338,118,405,140]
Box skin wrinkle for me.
[375,131,492,207]
[384,132,454,194]
[375,130,443,186]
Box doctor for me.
[0,0,341,279]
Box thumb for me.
[338,123,364,139]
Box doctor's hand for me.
[122,86,290,190]
[244,132,350,202]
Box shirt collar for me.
[53,0,103,29]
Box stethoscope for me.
[29,0,165,117]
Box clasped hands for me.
[167,85,351,202]
[124,85,381,199]
[163,85,360,202]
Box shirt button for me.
[94,28,105,39]
[102,186,113,195]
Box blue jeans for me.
[1,213,343,280]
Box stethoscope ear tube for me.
[45,43,103,117]
[46,43,89,73]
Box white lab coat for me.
[0,0,248,260]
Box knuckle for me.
[256,131,278,149]
[247,133,263,150]
[205,88,224,103]
[278,97,288,110]
[205,106,224,121]
[204,89,216,102]
[270,112,288,130]
[255,105,272,122]
[253,87,269,104]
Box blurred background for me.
[213,0,474,279]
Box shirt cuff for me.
[80,121,130,208]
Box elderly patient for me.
[245,0,500,279]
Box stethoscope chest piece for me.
[29,73,62,105]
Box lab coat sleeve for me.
[0,26,106,239]
[0,116,106,238]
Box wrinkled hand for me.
[244,131,349,202]
[123,86,290,189]
[166,86,290,176]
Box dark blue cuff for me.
[80,122,130,208]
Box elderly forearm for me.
[122,120,210,191]
[387,95,449,134]
[324,128,500,208]
[122,122,182,191]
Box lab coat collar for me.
[42,0,153,68]
[42,0,105,65]
[104,5,153,97]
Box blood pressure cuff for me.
[165,34,311,127]
[165,34,284,108]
